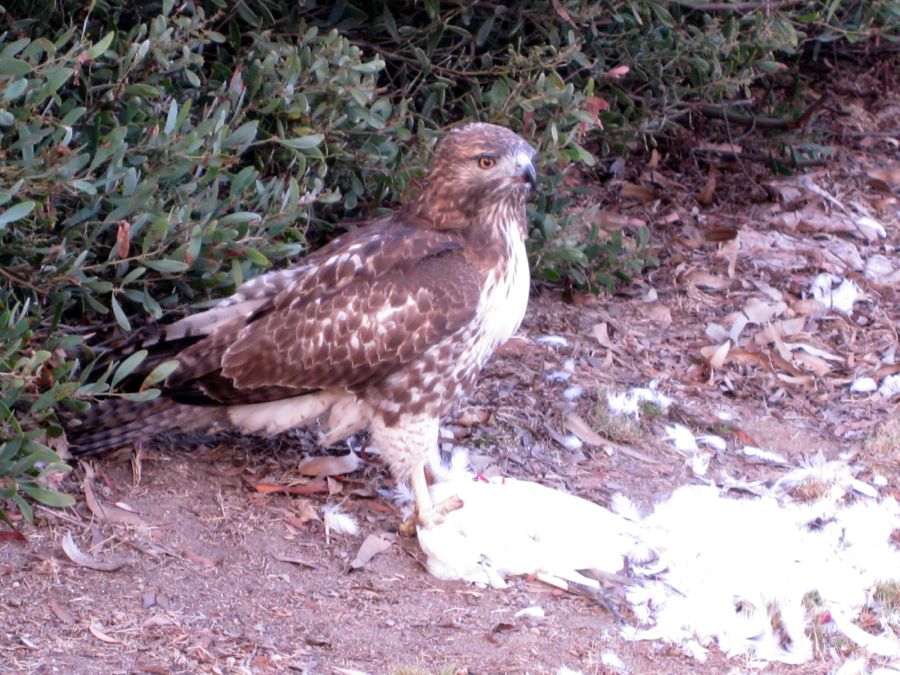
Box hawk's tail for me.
[65,397,222,456]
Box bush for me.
[0,0,896,522]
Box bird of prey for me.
[68,122,537,528]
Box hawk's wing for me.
[162,224,481,406]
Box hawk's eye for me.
[477,155,497,170]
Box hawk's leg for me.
[371,413,453,530]
[410,463,440,529]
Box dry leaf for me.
[82,464,151,533]
[591,322,616,350]
[684,270,733,290]
[456,408,491,427]
[703,341,732,369]
[350,533,394,569]
[866,167,900,187]
[0,529,25,543]
[297,453,360,477]
[273,553,317,569]
[639,302,672,328]
[142,614,179,629]
[182,547,220,567]
[743,298,787,324]
[61,532,130,572]
[565,413,605,447]
[620,183,657,202]
[89,624,119,644]
[793,352,831,377]
[252,479,327,495]
[50,598,77,625]
[697,167,718,206]
[327,476,343,495]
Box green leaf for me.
[2,78,28,101]
[757,60,787,73]
[142,359,179,387]
[245,248,270,267]
[279,134,324,150]
[87,31,115,59]
[124,83,160,98]
[112,350,147,388]
[110,295,131,332]
[350,59,385,74]
[0,58,32,76]
[121,389,160,402]
[0,201,35,229]
[220,211,262,225]
[143,259,189,274]
[19,485,75,508]
[223,121,259,149]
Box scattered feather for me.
[563,385,584,400]
[514,606,545,620]
[419,456,900,667]
[600,651,627,671]
[810,273,861,315]
[536,335,568,348]
[851,377,878,393]
[741,445,788,464]
[878,374,900,399]
[696,434,727,451]
[607,385,672,418]
[323,504,359,540]
[666,424,698,453]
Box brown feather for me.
[67,121,537,484]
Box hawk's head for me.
[411,123,537,230]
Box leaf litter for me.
[2,68,899,674]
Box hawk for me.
[68,122,537,528]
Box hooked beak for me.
[515,153,537,189]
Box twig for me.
[691,147,828,168]
[681,0,809,10]
[0,266,47,296]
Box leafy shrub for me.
[0,0,895,521]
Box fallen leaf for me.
[50,598,77,625]
[252,479,327,495]
[591,322,616,350]
[82,464,151,534]
[297,453,360,477]
[182,547,220,567]
[0,529,25,543]
[565,413,605,447]
[697,166,717,206]
[684,270,733,290]
[456,408,491,427]
[639,302,672,328]
[703,341,731,370]
[89,623,119,644]
[142,614,179,629]
[350,532,394,569]
[61,532,130,572]
[620,183,657,202]
[273,553,317,569]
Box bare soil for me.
[2,62,899,674]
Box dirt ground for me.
[2,62,899,674]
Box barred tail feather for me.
[66,398,222,456]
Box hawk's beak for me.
[516,155,537,189]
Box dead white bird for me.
[418,458,900,667]
[417,474,641,592]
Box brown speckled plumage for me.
[68,123,537,525]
